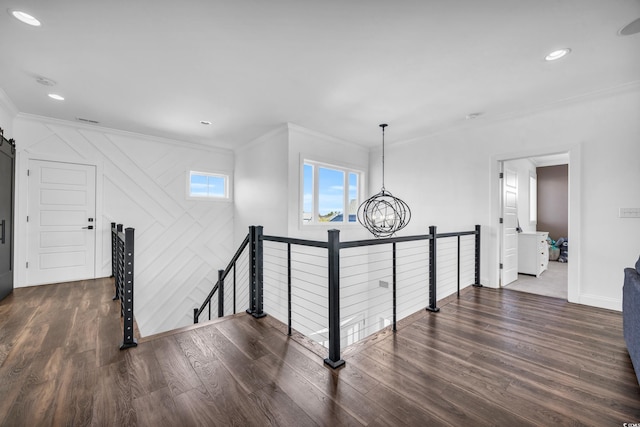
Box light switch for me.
[619,208,640,218]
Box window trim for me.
[529,171,537,225]
[301,158,363,226]
[186,170,231,201]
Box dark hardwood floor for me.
[1,277,639,426]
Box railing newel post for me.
[392,242,397,332]
[247,226,256,315]
[111,222,118,300]
[427,225,440,313]
[218,269,224,318]
[120,227,137,350]
[457,234,461,298]
[110,222,116,279]
[247,226,266,319]
[473,224,483,287]
[113,223,124,301]
[325,229,345,369]
[193,308,199,324]
[287,243,292,336]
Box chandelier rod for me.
[380,123,387,191]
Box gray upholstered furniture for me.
[623,256,640,384]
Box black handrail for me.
[338,233,432,249]
[193,233,250,323]
[262,235,327,248]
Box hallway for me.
[505,261,568,299]
[1,277,638,425]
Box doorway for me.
[26,159,97,286]
[499,154,569,299]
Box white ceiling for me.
[1,1,639,149]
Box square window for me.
[188,171,229,199]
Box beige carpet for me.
[504,261,568,300]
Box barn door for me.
[0,136,14,300]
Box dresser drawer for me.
[518,231,549,277]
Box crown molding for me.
[392,80,640,148]
[15,113,233,155]
[234,123,289,153]
[287,122,369,151]
[0,88,19,118]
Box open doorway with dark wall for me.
[537,164,568,243]
[502,155,569,299]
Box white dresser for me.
[518,231,549,277]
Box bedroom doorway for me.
[499,153,569,299]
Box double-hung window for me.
[302,160,362,225]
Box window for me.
[188,171,229,199]
[302,160,361,224]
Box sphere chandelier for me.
[357,124,411,238]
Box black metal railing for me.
[265,225,481,368]
[194,224,481,370]
[193,233,251,324]
[111,222,137,350]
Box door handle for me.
[82,225,94,230]
[1,219,4,244]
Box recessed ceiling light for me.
[200,120,212,125]
[619,17,640,36]
[36,76,57,87]
[545,48,571,61]
[76,117,100,124]
[48,93,65,101]
[10,10,41,26]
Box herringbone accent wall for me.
[17,116,235,336]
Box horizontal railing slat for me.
[262,235,328,248]
[339,233,433,249]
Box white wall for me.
[235,121,372,244]
[234,124,289,241]
[13,114,236,336]
[383,84,640,310]
[0,89,18,138]
[286,123,370,241]
[235,123,372,337]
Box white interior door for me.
[502,166,519,285]
[27,160,96,285]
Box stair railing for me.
[111,222,138,350]
[193,233,251,323]
[194,224,482,369]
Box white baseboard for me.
[578,293,622,312]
